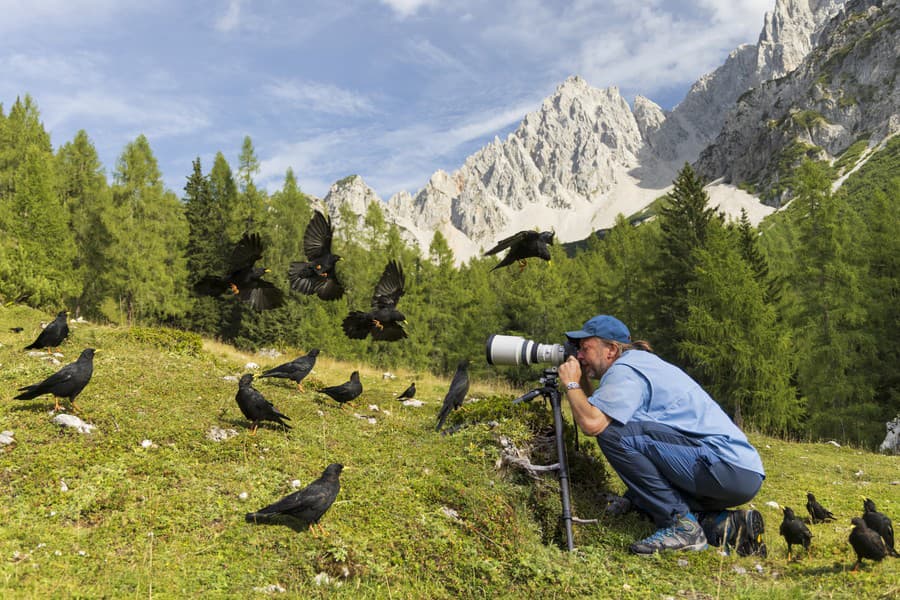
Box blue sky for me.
[1,0,774,200]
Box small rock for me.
[60,480,69,492]
[765,501,780,509]
[0,431,14,446]
[253,583,286,593]
[238,492,249,500]
[206,426,238,442]
[382,372,396,380]
[141,439,154,448]
[732,566,747,575]
[368,404,380,412]
[291,479,302,489]
[402,399,424,407]
[222,375,238,382]
[677,559,689,567]
[854,470,864,477]
[52,413,95,434]
[440,506,460,520]
[244,362,259,370]
[755,564,764,573]
[826,440,841,448]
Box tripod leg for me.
[549,389,575,551]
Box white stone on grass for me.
[52,413,95,434]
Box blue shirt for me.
[588,350,765,476]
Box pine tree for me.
[651,164,722,361]
[678,226,800,433]
[101,135,189,324]
[55,130,112,317]
[787,159,873,443]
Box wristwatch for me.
[565,382,581,390]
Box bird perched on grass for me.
[194,232,284,310]
[862,498,897,557]
[849,517,888,571]
[806,492,836,523]
[436,359,469,432]
[246,463,343,536]
[235,374,292,434]
[319,371,362,408]
[779,506,813,560]
[14,348,96,412]
[259,349,320,391]
[288,210,344,300]
[24,310,69,352]
[397,382,416,400]
[342,260,407,341]
[484,230,554,272]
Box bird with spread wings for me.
[288,210,344,300]
[342,260,407,341]
[194,232,284,310]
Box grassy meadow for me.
[0,305,897,598]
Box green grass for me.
[1,305,897,598]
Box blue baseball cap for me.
[566,315,631,344]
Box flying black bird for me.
[246,463,343,536]
[14,348,96,412]
[863,498,897,557]
[849,517,888,571]
[484,230,554,272]
[319,371,362,407]
[806,492,836,523]
[779,506,813,561]
[435,359,470,432]
[235,374,292,434]
[259,349,320,391]
[397,382,416,400]
[194,232,284,310]
[288,210,344,300]
[342,260,407,341]
[24,310,69,351]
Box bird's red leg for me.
[518,259,527,272]
[373,319,384,330]
[54,399,62,411]
[70,400,80,414]
[250,423,258,435]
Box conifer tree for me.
[678,225,800,433]
[651,164,722,361]
[787,159,873,443]
[55,130,112,317]
[101,135,189,324]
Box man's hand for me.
[558,356,582,387]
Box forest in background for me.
[1,94,897,449]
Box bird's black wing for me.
[229,232,264,272]
[15,363,78,399]
[398,383,415,399]
[238,280,285,311]
[371,260,405,310]
[303,211,334,260]
[484,230,536,256]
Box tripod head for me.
[513,367,561,404]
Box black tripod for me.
[513,367,578,550]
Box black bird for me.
[259,349,320,391]
[779,506,813,560]
[435,359,469,432]
[194,232,284,310]
[863,498,897,557]
[320,371,362,407]
[806,492,836,523]
[849,517,888,571]
[288,210,344,300]
[24,310,69,352]
[246,463,343,536]
[235,374,292,434]
[342,260,406,341]
[397,382,416,400]
[14,348,96,412]
[484,230,554,272]
[10,327,23,333]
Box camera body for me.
[485,334,577,367]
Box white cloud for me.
[214,0,242,32]
[379,0,440,18]
[0,0,130,34]
[263,79,377,116]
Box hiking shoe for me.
[734,509,767,557]
[629,513,708,555]
[700,509,767,557]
